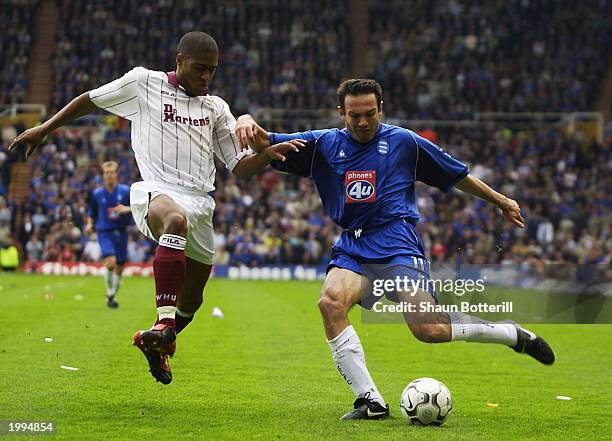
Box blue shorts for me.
[98,229,128,264]
[327,219,436,309]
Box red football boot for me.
[133,324,176,384]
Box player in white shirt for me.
[9,31,304,384]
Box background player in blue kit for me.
[86,161,132,308]
[235,79,555,420]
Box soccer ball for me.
[400,377,452,426]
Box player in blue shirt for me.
[235,79,555,420]
[86,161,132,308]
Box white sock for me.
[327,325,386,405]
[448,312,518,345]
[112,273,122,296]
[104,268,114,298]
[157,305,176,322]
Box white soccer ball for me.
[400,377,452,426]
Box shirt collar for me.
[167,71,179,87]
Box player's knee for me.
[411,323,448,343]
[318,287,347,319]
[162,212,188,236]
[318,295,340,318]
[104,258,116,271]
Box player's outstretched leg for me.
[319,268,390,420]
[133,195,188,384]
[401,289,555,365]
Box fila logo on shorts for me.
[345,170,376,204]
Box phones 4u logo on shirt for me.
[345,170,376,203]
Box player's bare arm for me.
[7,92,98,158]
[84,216,95,235]
[235,114,271,151]
[233,139,305,178]
[455,174,525,228]
[110,204,132,215]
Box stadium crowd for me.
[368,0,612,119]
[50,0,350,130]
[0,0,38,105]
[0,0,610,269]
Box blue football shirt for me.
[270,123,469,231]
[88,184,132,230]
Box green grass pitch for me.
[0,274,611,440]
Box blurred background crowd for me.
[1,0,610,270]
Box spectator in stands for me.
[82,232,101,262]
[0,238,19,271]
[25,231,44,264]
[0,196,11,224]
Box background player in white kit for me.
[8,31,303,384]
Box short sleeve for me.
[411,131,469,192]
[89,67,145,120]
[211,98,244,171]
[269,130,328,178]
[270,140,316,178]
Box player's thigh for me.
[178,258,212,314]
[112,230,129,265]
[147,194,187,239]
[182,195,215,266]
[98,233,116,264]
[320,267,369,313]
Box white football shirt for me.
[89,67,246,193]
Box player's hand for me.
[235,115,270,151]
[110,204,131,215]
[7,126,48,159]
[264,139,306,162]
[499,197,525,228]
[84,222,94,235]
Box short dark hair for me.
[177,31,218,57]
[337,79,383,110]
